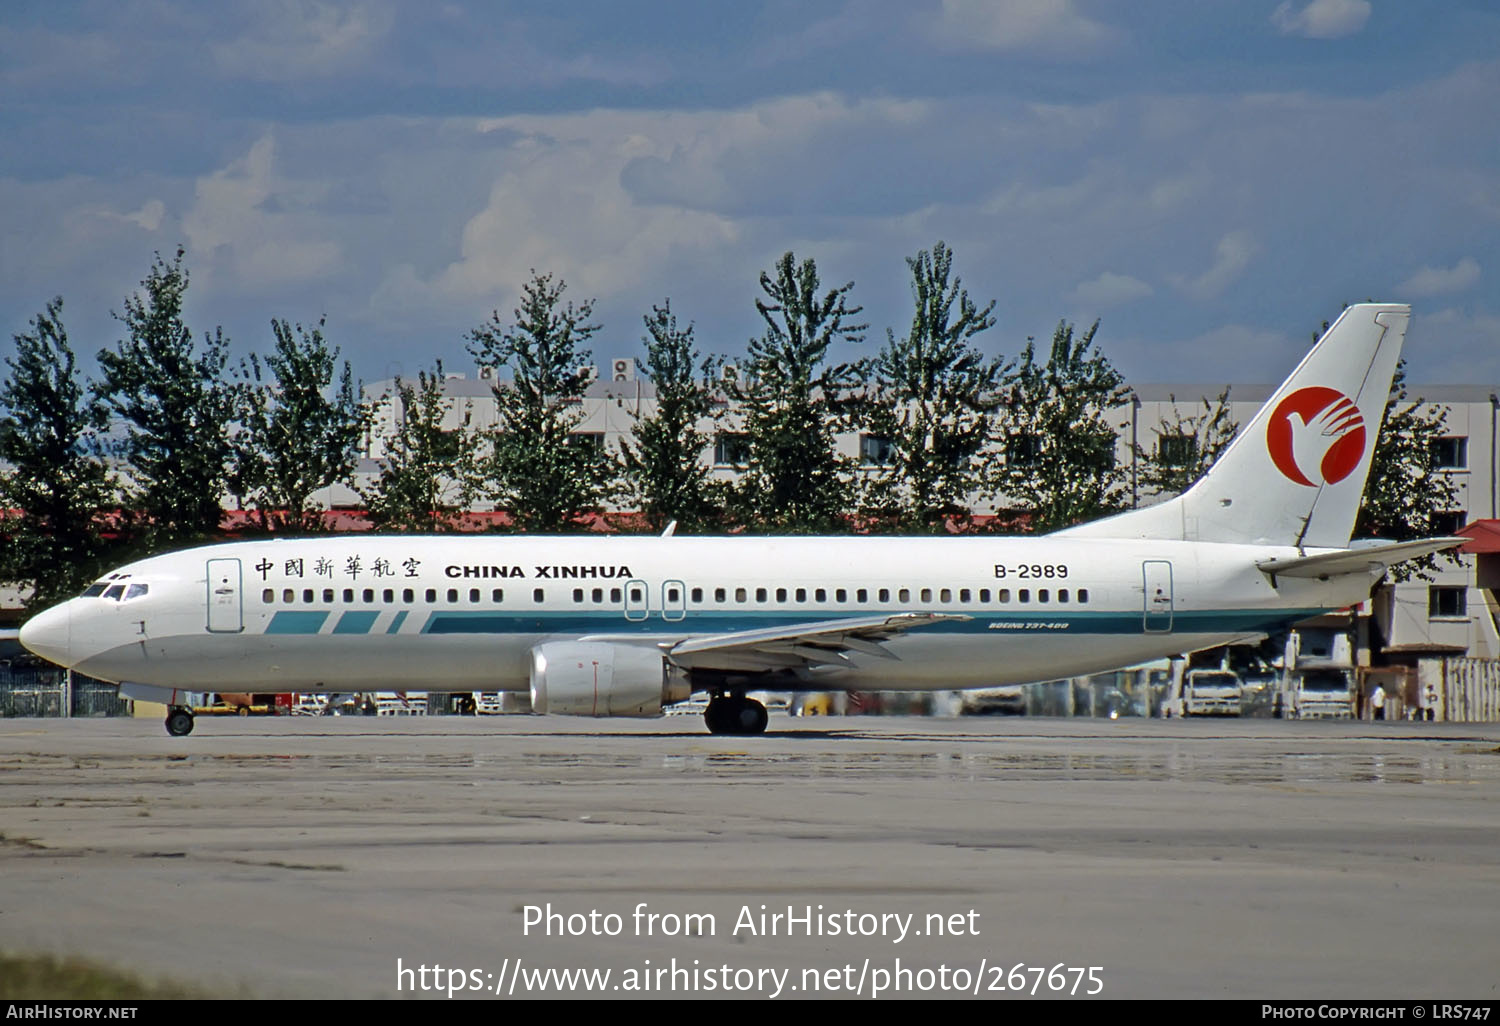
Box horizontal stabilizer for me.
[1256,537,1465,580]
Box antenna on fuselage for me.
[661,520,678,538]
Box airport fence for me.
[0,664,129,718]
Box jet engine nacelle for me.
[528,642,688,717]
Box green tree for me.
[96,248,233,551]
[358,364,480,532]
[995,320,1131,532]
[468,272,618,532]
[1136,388,1238,499]
[0,299,116,608]
[861,242,1007,532]
[233,318,367,533]
[620,300,726,532]
[1355,360,1461,580]
[733,252,867,532]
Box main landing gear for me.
[704,694,769,736]
[165,706,195,737]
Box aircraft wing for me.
[1256,537,1466,580]
[666,612,971,672]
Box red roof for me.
[1456,519,1500,554]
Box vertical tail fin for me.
[1060,303,1409,547]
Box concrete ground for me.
[0,715,1497,1000]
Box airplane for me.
[18,303,1463,737]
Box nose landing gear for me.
[703,694,769,735]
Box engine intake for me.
[529,642,687,717]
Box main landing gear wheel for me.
[704,696,769,736]
[165,706,195,737]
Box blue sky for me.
[2,0,1498,388]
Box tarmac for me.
[1,714,1497,1000]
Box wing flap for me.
[668,612,969,671]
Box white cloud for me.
[1174,231,1258,301]
[933,0,1118,55]
[1271,0,1372,40]
[90,198,166,232]
[382,109,741,316]
[213,0,393,80]
[1399,257,1481,298]
[183,133,342,288]
[1070,271,1153,307]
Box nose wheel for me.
[704,695,769,735]
[165,706,195,737]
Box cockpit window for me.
[103,584,127,601]
[124,583,149,600]
[82,584,108,597]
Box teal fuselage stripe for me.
[266,611,329,634]
[334,611,380,634]
[418,608,1323,636]
[257,607,1326,637]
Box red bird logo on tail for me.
[1266,386,1367,487]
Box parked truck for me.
[1181,669,1242,716]
[1281,667,1355,719]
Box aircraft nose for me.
[19,602,73,667]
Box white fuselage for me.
[20,534,1366,695]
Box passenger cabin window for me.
[1078,589,1089,603]
[1058,589,1069,603]
[998,589,1010,602]
[735,588,747,603]
[262,588,275,603]
[574,588,585,603]
[1038,588,1049,602]
[403,588,414,603]
[756,588,767,602]
[834,588,845,602]
[795,588,806,602]
[776,587,788,602]
[878,589,890,603]
[691,587,703,603]
[324,589,335,603]
[898,588,911,603]
[303,588,314,603]
[469,588,480,603]
[534,588,545,602]
[857,589,868,603]
[492,588,504,603]
[447,588,458,603]
[362,588,374,603]
[1019,589,1030,603]
[716,588,728,603]
[960,589,970,602]
[979,589,990,602]
[385,589,396,603]
[283,588,295,603]
[592,588,604,603]
[344,588,355,603]
[426,588,437,603]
